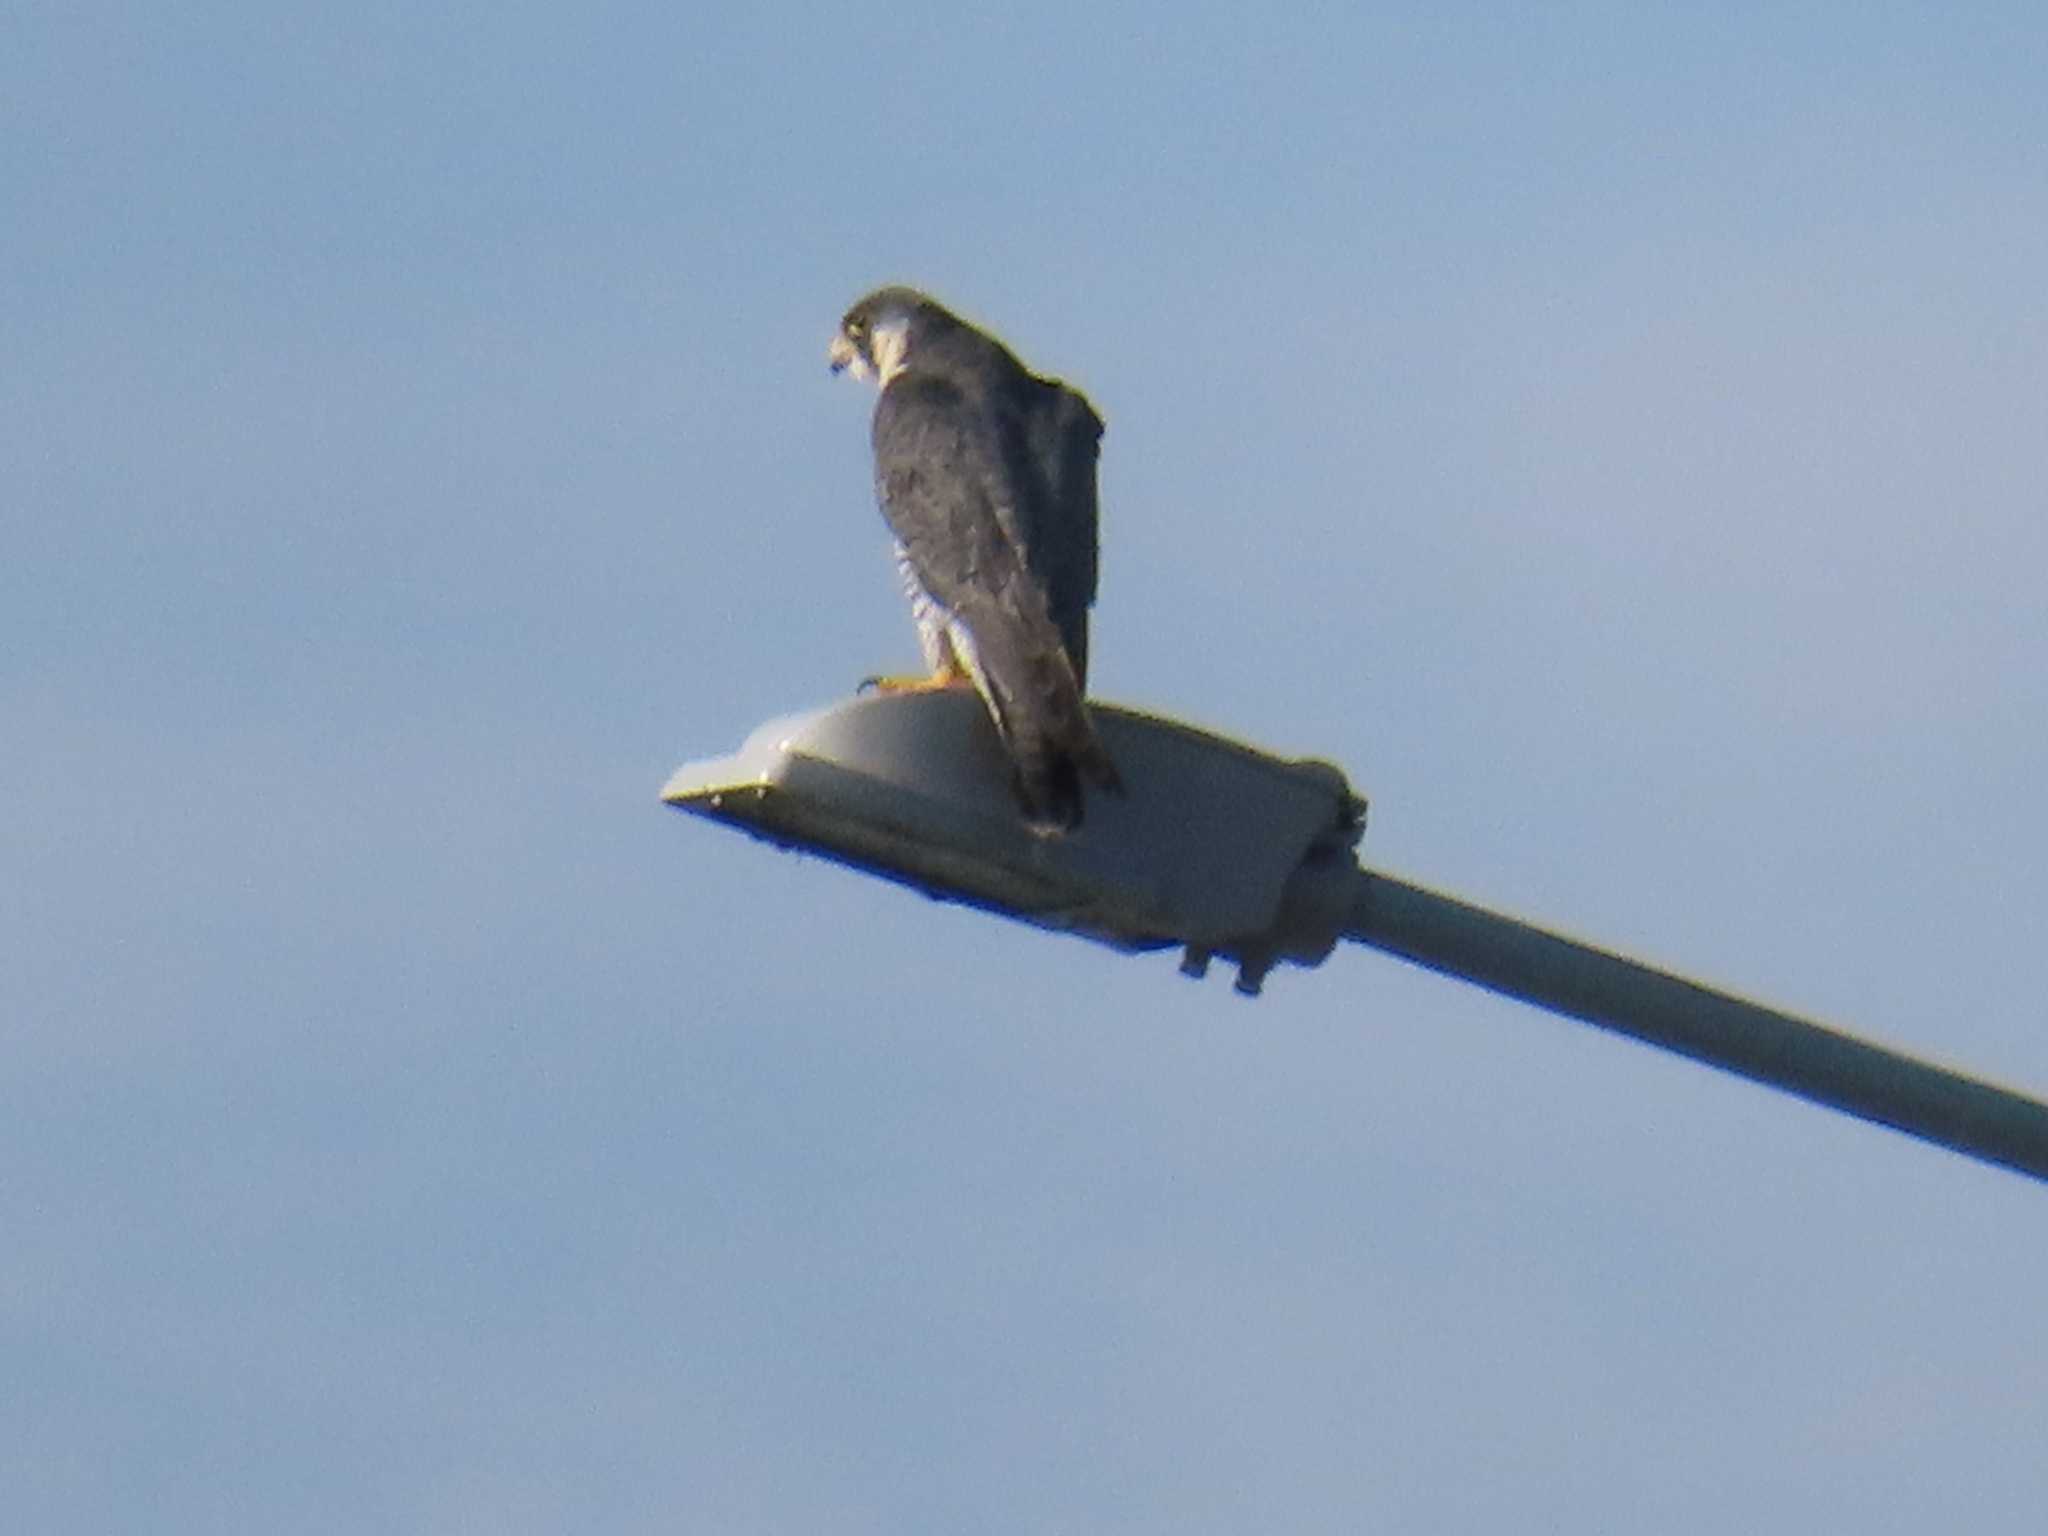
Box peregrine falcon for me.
[829,286,1121,833]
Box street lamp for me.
[665,691,2048,1185]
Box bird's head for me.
[828,285,951,387]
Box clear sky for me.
[6,4,2047,1530]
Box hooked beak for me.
[827,332,858,375]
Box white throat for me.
[870,321,910,386]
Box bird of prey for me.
[828,285,1121,833]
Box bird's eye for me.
[845,317,866,338]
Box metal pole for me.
[1344,868,2048,1185]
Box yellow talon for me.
[859,665,973,694]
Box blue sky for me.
[6,4,2046,1530]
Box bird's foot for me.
[858,665,973,695]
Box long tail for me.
[953,608,1121,834]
